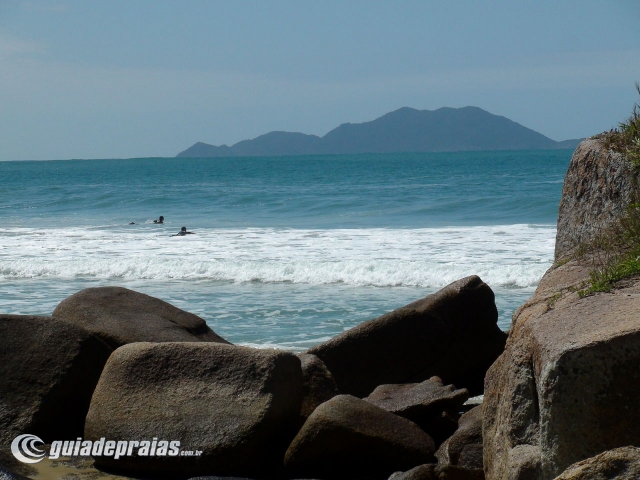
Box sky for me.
[0,1,639,160]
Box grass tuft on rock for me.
[579,83,640,297]
[593,82,640,166]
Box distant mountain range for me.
[176,106,583,157]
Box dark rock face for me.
[308,276,505,397]
[364,376,468,433]
[284,395,435,479]
[555,139,632,261]
[436,405,483,471]
[389,465,439,480]
[85,342,302,478]
[419,410,461,448]
[187,477,256,480]
[298,353,339,419]
[483,281,640,480]
[437,465,486,479]
[553,446,640,480]
[458,445,483,471]
[0,315,112,447]
[389,464,485,480]
[0,465,31,480]
[0,450,36,479]
[53,286,229,349]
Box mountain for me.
[176,106,583,157]
[232,132,323,156]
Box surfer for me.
[172,227,195,236]
[153,216,164,224]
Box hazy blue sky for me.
[1,0,639,160]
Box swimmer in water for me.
[153,216,164,224]
[172,226,195,236]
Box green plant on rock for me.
[595,82,640,166]
[578,191,640,297]
[579,83,640,297]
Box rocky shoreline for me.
[2,138,640,479]
[1,276,504,480]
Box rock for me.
[308,276,505,397]
[0,315,112,446]
[433,406,484,479]
[298,353,339,418]
[187,477,256,480]
[436,406,483,469]
[284,394,435,479]
[52,286,229,349]
[364,376,468,436]
[187,478,325,480]
[555,139,632,260]
[436,465,485,479]
[389,464,484,480]
[0,465,31,480]
[506,257,594,333]
[506,445,542,480]
[483,281,640,480]
[553,446,640,480]
[389,465,438,480]
[420,410,461,447]
[85,342,302,478]
[0,450,36,479]
[458,444,483,471]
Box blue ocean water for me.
[0,150,570,349]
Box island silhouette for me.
[177,106,582,157]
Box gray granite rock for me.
[364,376,468,431]
[298,353,339,419]
[484,282,640,480]
[285,395,435,479]
[553,446,640,480]
[308,276,505,397]
[86,342,302,478]
[555,139,632,260]
[436,405,483,469]
[0,315,112,446]
[53,286,229,349]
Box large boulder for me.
[298,353,339,419]
[53,286,229,348]
[0,315,112,446]
[308,276,505,397]
[284,394,435,479]
[553,446,640,480]
[85,342,302,478]
[436,405,483,472]
[365,377,468,427]
[555,139,632,261]
[483,282,640,480]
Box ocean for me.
[0,150,569,350]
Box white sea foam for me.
[0,225,555,288]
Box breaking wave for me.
[0,225,555,288]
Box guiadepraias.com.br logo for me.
[11,434,195,463]
[11,435,46,463]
